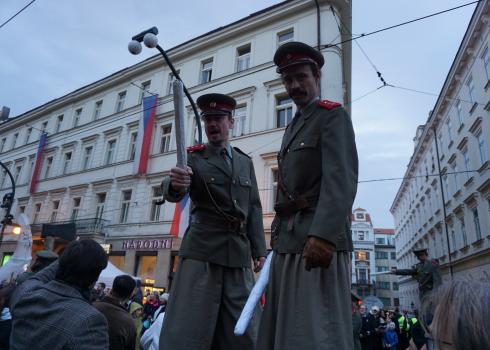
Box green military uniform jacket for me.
[162,143,267,268]
[395,260,442,297]
[272,99,358,253]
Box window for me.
[437,132,444,151]
[94,100,103,120]
[358,268,367,283]
[105,139,117,165]
[356,213,365,220]
[44,156,53,178]
[379,297,391,306]
[160,124,172,153]
[116,91,126,113]
[0,138,6,152]
[27,155,35,179]
[33,203,42,224]
[0,169,7,188]
[375,251,389,259]
[135,254,157,281]
[444,175,450,198]
[232,104,247,137]
[120,190,132,223]
[73,108,82,127]
[139,80,151,102]
[167,70,180,95]
[377,282,390,290]
[476,131,487,165]
[271,169,278,211]
[236,44,251,72]
[446,119,453,145]
[275,95,293,128]
[129,132,138,160]
[451,161,459,191]
[462,148,470,181]
[466,76,475,103]
[483,47,490,80]
[394,298,400,307]
[71,198,81,221]
[56,115,64,133]
[376,238,386,245]
[199,58,213,84]
[25,127,32,144]
[50,200,60,222]
[472,208,482,240]
[82,146,93,170]
[40,121,49,134]
[149,186,163,221]
[461,219,468,246]
[13,165,22,183]
[95,193,106,220]
[355,251,369,261]
[63,152,72,174]
[18,205,25,213]
[376,266,389,272]
[455,100,463,126]
[11,133,18,149]
[277,28,294,46]
[391,252,396,260]
[358,231,365,241]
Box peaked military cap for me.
[273,41,325,73]
[35,249,59,260]
[412,247,428,256]
[196,93,236,118]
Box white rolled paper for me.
[234,251,273,336]
[172,79,187,170]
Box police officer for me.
[16,250,59,285]
[159,93,267,350]
[392,247,442,302]
[257,42,358,350]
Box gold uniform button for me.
[300,142,305,146]
[211,177,215,181]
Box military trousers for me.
[159,258,259,350]
[256,252,353,350]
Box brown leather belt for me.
[191,213,246,234]
[274,196,318,217]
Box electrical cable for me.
[0,0,37,30]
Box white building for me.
[390,1,490,308]
[0,0,352,290]
[351,208,376,297]
[373,228,399,309]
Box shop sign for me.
[122,238,172,250]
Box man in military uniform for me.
[159,93,267,350]
[392,247,442,302]
[16,249,58,285]
[256,42,358,350]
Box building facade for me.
[351,208,376,297]
[373,228,399,309]
[0,0,352,291]
[390,1,490,308]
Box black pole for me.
[432,127,453,278]
[155,45,202,145]
[0,161,16,247]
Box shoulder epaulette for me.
[317,99,342,110]
[187,144,206,153]
[233,146,251,158]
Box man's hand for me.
[169,166,193,192]
[302,236,336,271]
[253,257,266,273]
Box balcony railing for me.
[30,218,108,236]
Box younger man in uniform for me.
[159,93,267,350]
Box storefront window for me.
[109,254,125,270]
[135,254,157,283]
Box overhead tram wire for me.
[0,0,37,30]
[323,0,481,49]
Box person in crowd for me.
[93,275,137,350]
[359,304,375,350]
[133,279,143,304]
[9,239,109,349]
[392,248,441,304]
[153,293,168,321]
[371,306,385,350]
[0,283,15,350]
[351,294,362,350]
[383,322,398,349]
[94,282,106,301]
[426,280,490,350]
[408,310,426,350]
[130,302,144,350]
[256,41,358,350]
[15,249,58,285]
[160,92,267,350]
[397,309,411,350]
[143,292,160,321]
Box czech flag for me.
[134,95,158,175]
[170,194,191,238]
[29,132,47,193]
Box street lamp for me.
[128,27,202,144]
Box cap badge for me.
[210,102,216,107]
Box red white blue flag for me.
[134,95,158,175]
[170,194,191,238]
[29,132,47,193]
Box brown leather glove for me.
[302,236,336,271]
